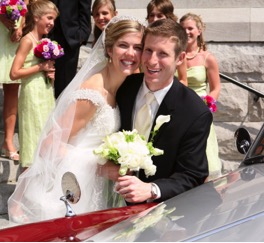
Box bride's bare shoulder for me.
[80,73,106,96]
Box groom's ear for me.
[176,52,186,66]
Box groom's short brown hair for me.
[143,18,187,58]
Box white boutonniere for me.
[150,115,171,142]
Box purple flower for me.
[42,52,51,59]
[11,9,20,20]
[0,0,28,21]
[47,42,55,51]
[34,38,64,60]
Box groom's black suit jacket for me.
[116,73,212,202]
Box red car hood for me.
[0,203,156,242]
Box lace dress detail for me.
[69,89,106,106]
[69,89,120,140]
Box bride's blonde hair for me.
[104,19,145,58]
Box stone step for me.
[0,130,21,216]
[0,156,21,184]
[0,131,20,183]
[0,182,16,215]
[0,149,21,216]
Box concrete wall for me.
[114,0,264,42]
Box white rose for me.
[151,147,164,156]
[144,164,157,177]
[43,44,49,52]
[53,47,60,56]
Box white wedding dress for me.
[8,89,125,224]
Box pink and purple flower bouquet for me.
[34,38,64,84]
[0,0,27,21]
[34,38,64,60]
[201,95,217,113]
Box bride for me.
[8,16,146,224]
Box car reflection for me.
[89,164,264,242]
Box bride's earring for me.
[109,58,112,63]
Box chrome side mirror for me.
[234,127,251,154]
[60,172,81,217]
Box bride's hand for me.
[97,161,120,181]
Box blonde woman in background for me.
[10,0,58,170]
[178,13,222,181]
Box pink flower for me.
[20,8,27,16]
[201,95,217,113]
[10,0,18,5]
[34,38,64,60]
[0,6,7,14]
[0,0,28,21]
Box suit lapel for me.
[120,75,143,131]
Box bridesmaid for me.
[179,12,222,181]
[0,0,29,162]
[10,0,58,171]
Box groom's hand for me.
[115,175,152,203]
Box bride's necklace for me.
[29,32,40,43]
[186,47,200,60]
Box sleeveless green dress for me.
[186,65,222,180]
[0,20,20,83]
[18,50,55,167]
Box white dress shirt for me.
[133,80,173,135]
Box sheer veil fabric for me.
[8,16,145,224]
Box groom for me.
[104,19,212,203]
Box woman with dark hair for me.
[146,0,177,23]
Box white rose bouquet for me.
[93,115,170,177]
